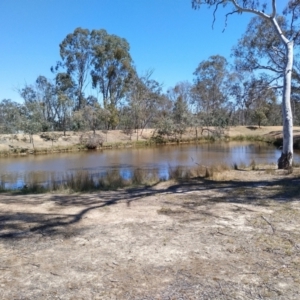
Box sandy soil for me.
[1,126,300,153]
[0,168,300,299]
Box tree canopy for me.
[1,7,300,163]
[192,0,300,168]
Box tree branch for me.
[270,17,290,45]
[293,30,300,43]
[253,63,282,74]
[223,10,240,32]
[212,1,224,29]
[268,51,284,70]
[231,0,271,20]
[271,46,285,59]
[266,74,284,87]
[290,3,296,33]
[271,0,277,18]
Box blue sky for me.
[0,0,259,102]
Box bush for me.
[40,132,61,142]
[79,133,104,149]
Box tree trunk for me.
[31,135,35,149]
[278,41,294,169]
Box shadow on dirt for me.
[0,173,299,239]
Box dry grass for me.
[5,160,299,195]
[12,163,238,193]
[0,167,300,299]
[1,126,300,156]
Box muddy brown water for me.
[0,142,299,188]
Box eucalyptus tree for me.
[191,55,230,128]
[232,16,299,127]
[55,72,76,134]
[54,28,92,110]
[125,71,164,139]
[80,96,109,134]
[0,99,23,133]
[35,76,57,129]
[123,73,147,139]
[19,83,51,133]
[19,87,45,147]
[192,0,300,168]
[245,77,278,127]
[168,82,192,139]
[230,74,280,126]
[291,60,300,125]
[172,95,191,139]
[90,29,135,117]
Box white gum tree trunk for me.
[271,18,294,169]
[229,1,295,168]
[278,41,294,168]
[278,41,294,169]
[192,0,295,167]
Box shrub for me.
[79,133,104,149]
[168,165,192,180]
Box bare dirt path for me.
[0,169,300,299]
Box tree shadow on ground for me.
[166,176,300,203]
[0,173,299,240]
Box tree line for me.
[0,2,299,162]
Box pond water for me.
[0,142,299,189]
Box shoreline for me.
[1,166,300,298]
[0,126,300,157]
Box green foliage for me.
[106,104,119,130]
[191,55,231,129]
[124,70,166,138]
[56,28,92,110]
[3,14,298,136]
[171,86,191,139]
[254,109,268,128]
[156,117,175,140]
[0,99,23,134]
[90,29,135,110]
[20,100,46,147]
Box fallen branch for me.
[261,215,276,234]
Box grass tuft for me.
[4,161,297,194]
[250,159,257,170]
[0,176,5,192]
[131,168,159,185]
[98,170,127,190]
[168,165,192,181]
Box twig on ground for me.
[261,215,276,234]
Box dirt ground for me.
[0,168,300,299]
[1,126,300,153]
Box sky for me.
[0,0,275,102]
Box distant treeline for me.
[1,26,300,139]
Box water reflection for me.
[0,142,299,189]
